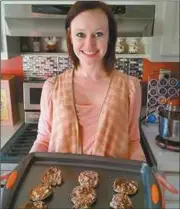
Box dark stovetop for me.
[0,123,38,163]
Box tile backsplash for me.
[22,55,143,80]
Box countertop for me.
[141,122,180,173]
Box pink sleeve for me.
[29,78,54,153]
[128,77,146,161]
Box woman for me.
[29,1,178,206]
[30,1,144,161]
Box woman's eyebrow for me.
[74,28,106,32]
[74,28,86,32]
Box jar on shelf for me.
[128,39,139,54]
[33,37,40,52]
[115,38,125,54]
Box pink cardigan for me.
[30,69,145,161]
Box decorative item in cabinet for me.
[20,37,61,53]
[33,37,40,52]
[145,70,180,124]
[128,39,139,54]
[115,38,145,55]
[115,38,126,54]
[0,75,19,125]
[43,37,60,52]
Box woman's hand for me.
[155,171,179,209]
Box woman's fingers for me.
[155,173,179,194]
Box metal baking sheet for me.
[2,153,162,209]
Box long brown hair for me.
[65,1,117,71]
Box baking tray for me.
[2,152,162,209]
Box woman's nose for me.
[84,36,96,49]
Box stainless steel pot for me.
[159,115,180,142]
[158,96,180,142]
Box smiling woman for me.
[30,0,145,161]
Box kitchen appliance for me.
[157,97,180,151]
[4,4,155,37]
[1,153,162,209]
[23,81,44,123]
[0,80,44,182]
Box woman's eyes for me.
[76,32,85,38]
[94,32,104,37]
[76,32,104,38]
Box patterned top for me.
[30,69,145,161]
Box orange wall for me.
[142,59,180,81]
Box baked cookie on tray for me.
[110,193,133,209]
[41,166,63,186]
[113,178,138,195]
[22,201,47,209]
[29,184,53,201]
[78,170,99,188]
[70,185,97,209]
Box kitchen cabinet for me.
[160,1,179,57]
[1,2,20,60]
[148,1,179,62]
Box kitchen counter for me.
[141,122,179,209]
[141,122,179,172]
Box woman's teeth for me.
[83,51,97,55]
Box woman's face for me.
[70,9,109,66]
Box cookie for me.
[113,178,138,195]
[78,171,99,188]
[41,166,62,186]
[29,184,53,201]
[22,201,47,209]
[70,185,97,209]
[110,193,133,209]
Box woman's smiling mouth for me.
[81,50,99,58]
